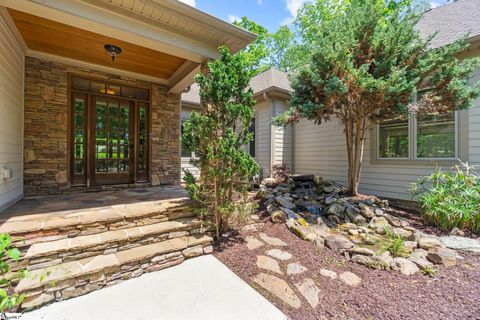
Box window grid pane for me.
[137,105,148,173]
[416,112,456,159]
[378,119,409,158]
[73,96,86,175]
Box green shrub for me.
[380,227,408,258]
[0,233,26,312]
[411,163,480,233]
[182,47,259,239]
[422,266,438,278]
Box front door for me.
[70,76,150,187]
[90,96,133,185]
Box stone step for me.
[23,218,202,269]
[16,234,213,309]
[0,198,196,247]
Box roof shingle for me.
[181,68,291,105]
[416,0,480,48]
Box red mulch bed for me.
[389,205,479,239]
[213,214,480,320]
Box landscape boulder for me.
[271,210,286,223]
[275,196,295,210]
[326,202,346,216]
[418,237,444,250]
[368,216,389,231]
[408,250,434,270]
[325,235,354,252]
[360,206,375,219]
[390,257,420,276]
[427,247,457,267]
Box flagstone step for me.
[16,234,213,309]
[0,198,196,248]
[23,218,203,269]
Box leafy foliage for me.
[233,17,271,75]
[266,25,297,72]
[422,266,438,277]
[233,17,297,74]
[381,227,408,257]
[0,233,26,312]
[411,163,480,233]
[276,0,480,195]
[182,47,259,239]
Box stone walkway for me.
[247,232,362,309]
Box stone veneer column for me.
[150,86,181,186]
[23,57,180,196]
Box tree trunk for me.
[345,119,354,195]
[344,117,366,196]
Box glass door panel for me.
[72,93,87,185]
[91,97,132,185]
[136,103,149,182]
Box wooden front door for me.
[70,76,150,187]
[90,96,134,185]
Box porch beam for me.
[168,61,201,94]
[0,0,218,63]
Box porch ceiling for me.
[8,9,186,80]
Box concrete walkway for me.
[21,255,287,320]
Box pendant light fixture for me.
[104,44,122,62]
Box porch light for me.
[104,44,122,62]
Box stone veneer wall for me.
[24,57,180,196]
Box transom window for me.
[377,91,458,160]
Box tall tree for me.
[234,17,297,74]
[233,17,271,75]
[268,25,297,72]
[276,0,480,195]
[182,47,259,239]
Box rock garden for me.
[214,175,480,320]
[257,175,474,276]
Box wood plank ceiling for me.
[8,9,186,80]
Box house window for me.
[377,91,459,161]
[416,112,456,158]
[378,118,409,158]
[181,121,192,158]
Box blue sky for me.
[178,0,450,32]
[178,0,298,32]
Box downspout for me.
[291,123,295,174]
[263,92,274,178]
